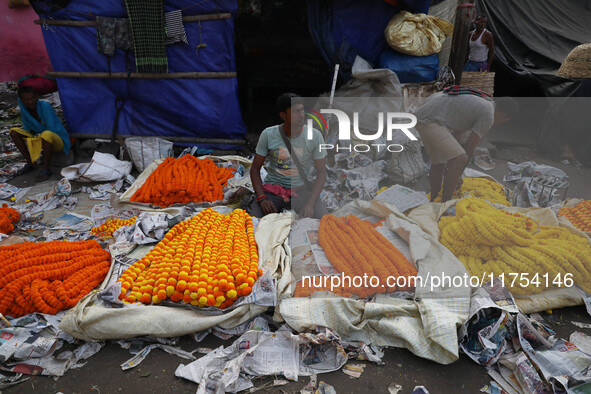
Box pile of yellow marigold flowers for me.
[91,216,137,237]
[431,178,510,206]
[439,198,591,295]
[559,200,591,233]
[117,208,260,309]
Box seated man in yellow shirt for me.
[10,86,71,182]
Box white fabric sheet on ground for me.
[278,200,471,365]
[59,213,290,341]
[407,198,591,314]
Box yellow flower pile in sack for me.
[385,11,454,56]
[439,198,591,295]
[430,177,510,206]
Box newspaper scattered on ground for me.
[373,184,429,213]
[459,281,591,392]
[175,328,347,394]
[505,161,569,207]
[121,344,196,370]
[0,313,102,380]
[13,178,72,214]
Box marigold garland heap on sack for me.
[559,200,591,232]
[0,240,111,317]
[294,214,416,298]
[439,198,591,295]
[0,207,20,235]
[130,156,235,207]
[118,208,261,309]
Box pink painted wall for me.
[0,5,51,82]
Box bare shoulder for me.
[484,30,494,41]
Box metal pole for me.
[69,134,247,145]
[448,1,476,85]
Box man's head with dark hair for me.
[276,92,303,114]
[18,85,38,98]
[18,86,39,112]
[474,15,487,30]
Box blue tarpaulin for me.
[307,0,431,80]
[31,0,246,146]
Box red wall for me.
[0,6,51,82]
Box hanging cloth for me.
[96,16,134,75]
[164,10,188,46]
[125,0,168,73]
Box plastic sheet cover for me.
[476,0,591,97]
[31,0,246,147]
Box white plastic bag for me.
[387,140,425,184]
[125,137,173,172]
[61,152,132,182]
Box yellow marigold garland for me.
[559,200,591,233]
[430,177,510,206]
[439,198,591,295]
[117,208,261,309]
[91,216,137,237]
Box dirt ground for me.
[2,306,590,394]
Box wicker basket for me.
[557,43,591,79]
[461,72,495,96]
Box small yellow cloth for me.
[10,127,63,163]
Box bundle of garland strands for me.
[439,198,591,295]
[0,206,20,235]
[559,200,591,232]
[430,177,510,206]
[130,156,235,207]
[312,214,416,299]
[0,240,111,317]
[118,208,261,309]
[91,216,137,237]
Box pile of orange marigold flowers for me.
[294,214,417,298]
[0,240,111,317]
[130,156,235,207]
[118,208,261,309]
[0,206,20,235]
[559,200,591,232]
[91,216,137,237]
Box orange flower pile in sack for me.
[0,206,20,235]
[297,214,417,298]
[130,156,235,207]
[118,208,261,309]
[0,240,111,317]
[91,216,137,237]
[559,200,591,232]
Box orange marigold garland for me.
[0,207,20,235]
[559,200,591,233]
[304,214,417,299]
[117,208,261,309]
[0,240,111,317]
[130,156,236,207]
[91,216,137,237]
